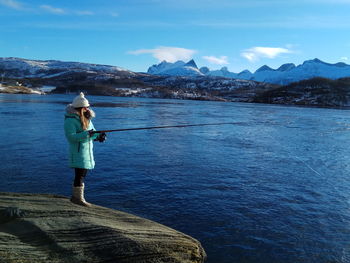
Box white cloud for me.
[202,55,229,65]
[128,46,196,62]
[0,0,22,10]
[0,2,94,16]
[241,46,292,62]
[340,56,348,61]
[40,5,65,14]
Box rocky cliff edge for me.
[0,192,206,263]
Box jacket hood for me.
[65,104,95,119]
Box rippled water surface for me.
[1,93,350,263]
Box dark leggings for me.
[74,168,88,187]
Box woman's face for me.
[82,107,89,113]
[82,107,91,118]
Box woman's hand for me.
[88,129,95,137]
[84,109,91,119]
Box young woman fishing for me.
[64,92,106,207]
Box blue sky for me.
[1,0,350,73]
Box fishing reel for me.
[95,132,107,143]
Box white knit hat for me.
[72,92,90,108]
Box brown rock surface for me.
[0,192,206,263]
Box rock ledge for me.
[0,192,206,263]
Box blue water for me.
[1,93,350,263]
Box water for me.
[1,93,350,263]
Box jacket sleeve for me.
[89,121,99,141]
[64,119,90,142]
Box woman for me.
[64,92,106,207]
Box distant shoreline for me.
[1,89,350,111]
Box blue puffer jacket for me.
[64,105,99,169]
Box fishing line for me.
[292,155,324,177]
[95,120,325,177]
[264,132,325,178]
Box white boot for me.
[70,183,92,207]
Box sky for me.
[1,0,350,73]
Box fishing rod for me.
[93,122,238,134]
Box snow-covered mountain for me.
[206,67,237,78]
[0,57,135,78]
[147,59,203,76]
[147,58,350,84]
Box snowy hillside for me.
[138,75,276,102]
[253,77,350,107]
[0,57,135,78]
[147,58,350,84]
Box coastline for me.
[1,89,349,110]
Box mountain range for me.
[0,57,273,101]
[2,56,350,86]
[1,57,350,107]
[147,58,350,85]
